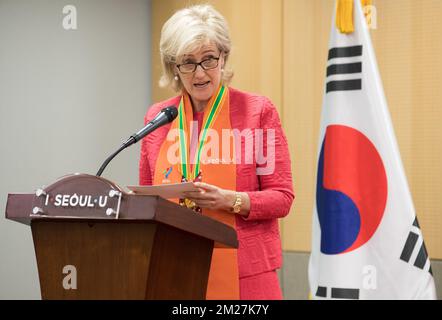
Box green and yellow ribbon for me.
[178,85,226,181]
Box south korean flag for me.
[308,0,437,300]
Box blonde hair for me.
[159,4,234,92]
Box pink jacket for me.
[139,87,294,278]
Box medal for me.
[179,172,203,213]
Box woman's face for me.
[176,42,224,110]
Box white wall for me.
[0,0,152,299]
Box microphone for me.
[96,106,178,177]
[123,106,178,148]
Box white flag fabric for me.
[308,0,437,300]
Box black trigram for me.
[399,217,433,275]
[316,286,359,299]
[326,45,363,93]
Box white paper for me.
[126,182,199,199]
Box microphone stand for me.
[96,137,136,177]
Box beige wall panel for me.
[372,0,442,259]
[226,0,283,111]
[281,0,334,252]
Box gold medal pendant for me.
[179,196,201,213]
[184,198,196,209]
[179,172,202,213]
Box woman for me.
[139,4,294,300]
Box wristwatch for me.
[231,192,242,214]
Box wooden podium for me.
[5,174,238,300]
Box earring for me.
[174,75,179,81]
[221,68,224,74]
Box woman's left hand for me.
[182,182,235,212]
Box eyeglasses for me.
[176,54,221,74]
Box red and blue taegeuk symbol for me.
[316,125,387,254]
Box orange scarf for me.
[153,85,239,299]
